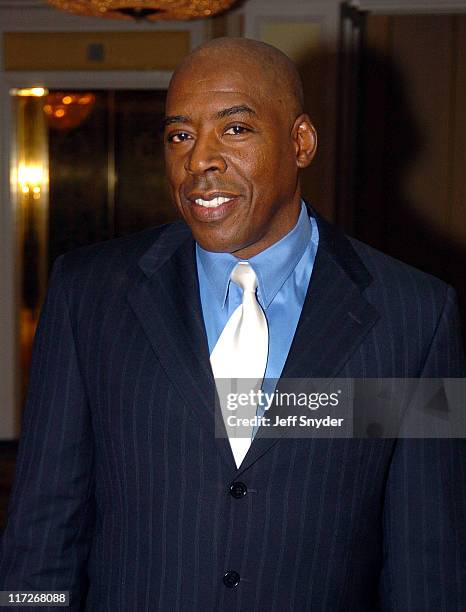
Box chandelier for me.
[47,0,238,21]
[43,92,96,130]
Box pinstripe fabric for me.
[0,211,465,611]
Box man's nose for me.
[185,133,227,175]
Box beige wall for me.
[4,31,190,71]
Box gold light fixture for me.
[47,0,237,21]
[10,87,48,98]
[17,164,46,198]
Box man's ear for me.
[293,114,317,168]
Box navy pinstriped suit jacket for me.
[1,210,465,611]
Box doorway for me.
[12,88,178,407]
[337,4,466,345]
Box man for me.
[1,38,465,611]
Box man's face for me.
[164,58,314,258]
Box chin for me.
[198,241,239,254]
[192,230,243,253]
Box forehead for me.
[166,63,274,115]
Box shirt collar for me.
[196,200,311,309]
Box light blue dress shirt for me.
[196,201,319,388]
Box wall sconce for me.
[17,164,46,199]
[10,87,48,98]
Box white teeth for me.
[194,196,232,208]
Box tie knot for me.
[230,262,258,293]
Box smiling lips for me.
[193,196,234,208]
[190,193,237,208]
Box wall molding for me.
[351,0,466,13]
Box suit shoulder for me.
[55,221,186,278]
[348,235,450,302]
[313,208,450,306]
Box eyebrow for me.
[163,105,257,129]
[163,114,190,128]
[215,105,257,119]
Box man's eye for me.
[167,132,191,143]
[224,125,249,135]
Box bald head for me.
[168,37,305,120]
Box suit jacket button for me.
[223,570,240,588]
[229,481,247,498]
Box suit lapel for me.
[127,223,236,470]
[280,221,379,380]
[237,211,380,473]
[127,213,380,475]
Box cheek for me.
[234,148,270,188]
[165,158,185,194]
[242,140,283,180]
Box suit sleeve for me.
[378,286,466,610]
[0,256,95,611]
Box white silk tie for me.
[210,262,269,467]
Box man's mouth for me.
[183,191,240,222]
[194,196,233,208]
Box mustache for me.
[183,179,242,194]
